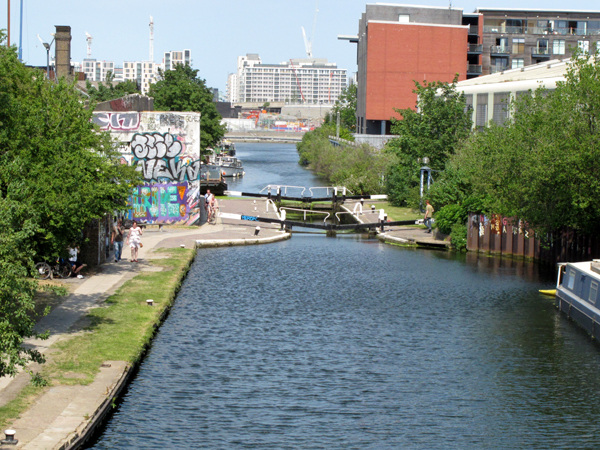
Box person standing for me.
[111,219,124,262]
[126,221,143,262]
[424,199,435,233]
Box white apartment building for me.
[229,53,347,104]
[82,59,115,82]
[123,61,158,95]
[79,49,192,95]
[163,49,191,71]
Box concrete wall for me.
[93,111,202,225]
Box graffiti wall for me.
[93,111,201,224]
[127,183,189,224]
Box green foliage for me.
[29,372,49,387]
[0,31,141,377]
[450,51,600,235]
[85,72,140,102]
[324,83,357,132]
[434,203,466,235]
[297,126,396,195]
[148,63,226,150]
[450,223,467,251]
[385,77,472,206]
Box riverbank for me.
[0,198,445,449]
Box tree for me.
[325,83,357,132]
[297,125,396,195]
[148,64,226,150]
[0,31,141,376]
[384,76,472,206]
[85,72,140,102]
[447,52,600,236]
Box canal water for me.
[89,143,600,449]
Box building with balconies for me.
[344,4,600,136]
[479,9,600,75]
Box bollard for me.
[2,430,17,445]
[254,226,261,236]
[146,299,154,306]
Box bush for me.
[434,203,466,235]
[450,223,467,251]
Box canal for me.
[89,143,600,449]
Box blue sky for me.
[4,0,600,94]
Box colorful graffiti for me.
[92,112,141,131]
[128,183,189,224]
[131,132,200,183]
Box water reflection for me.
[89,234,600,449]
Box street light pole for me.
[37,34,54,80]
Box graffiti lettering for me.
[160,113,185,129]
[93,112,140,131]
[132,132,199,182]
[241,215,259,221]
[128,183,189,224]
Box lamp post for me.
[37,33,54,80]
[419,157,432,212]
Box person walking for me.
[126,221,143,262]
[424,199,435,233]
[111,219,125,262]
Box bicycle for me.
[208,206,219,225]
[34,258,72,280]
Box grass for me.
[371,202,422,222]
[0,247,195,429]
[48,247,194,383]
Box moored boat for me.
[215,155,244,178]
[555,260,600,341]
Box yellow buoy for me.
[539,289,556,296]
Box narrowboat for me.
[555,260,600,340]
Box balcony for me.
[468,25,479,35]
[484,25,599,35]
[490,45,511,56]
[468,44,483,54]
[467,64,482,75]
[531,47,551,58]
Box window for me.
[568,270,576,290]
[536,39,549,54]
[493,92,510,125]
[476,93,488,128]
[512,58,524,69]
[578,40,590,53]
[512,38,524,54]
[590,281,599,305]
[553,39,566,55]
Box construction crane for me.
[301,1,319,59]
[289,59,305,102]
[149,16,154,62]
[85,32,92,58]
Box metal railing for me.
[490,45,510,54]
[468,44,483,52]
[531,47,551,56]
[467,64,483,74]
[484,25,599,35]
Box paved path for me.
[0,198,446,449]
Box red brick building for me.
[348,5,471,135]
